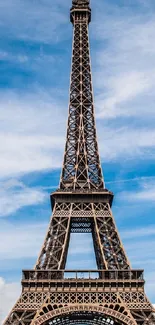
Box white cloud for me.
[144,272,155,304]
[0,91,65,179]
[121,225,155,239]
[131,188,155,201]
[92,3,155,121]
[124,238,155,264]
[0,221,47,260]
[0,180,46,217]
[0,0,155,320]
[0,278,21,324]
[0,50,29,63]
[106,176,155,185]
[119,178,155,201]
[96,71,154,119]
[0,90,155,182]
[0,0,155,181]
[0,133,63,178]
[98,126,155,160]
[0,0,70,43]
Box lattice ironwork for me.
[35,201,130,270]
[3,0,155,325]
[15,291,152,310]
[60,0,103,190]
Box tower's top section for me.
[60,0,103,191]
[71,0,91,24]
[72,0,90,6]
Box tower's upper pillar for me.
[70,0,91,24]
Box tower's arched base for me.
[42,311,127,325]
[32,305,136,325]
[43,311,124,325]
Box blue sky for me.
[0,0,155,321]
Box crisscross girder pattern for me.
[60,18,103,190]
[3,1,155,325]
[35,201,130,270]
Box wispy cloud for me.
[0,0,155,183]
[106,176,155,185]
[99,126,155,161]
[123,237,155,265]
[0,90,155,183]
[121,225,155,239]
[0,0,155,319]
[0,50,29,63]
[0,277,21,324]
[0,91,65,179]
[0,221,47,260]
[93,3,155,121]
[119,178,155,201]
[0,0,70,44]
[0,180,46,217]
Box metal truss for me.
[35,200,130,270]
[4,288,155,325]
[3,0,155,325]
[60,1,103,190]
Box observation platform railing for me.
[22,269,144,282]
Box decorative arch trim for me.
[32,304,136,325]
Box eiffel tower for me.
[3,0,155,324]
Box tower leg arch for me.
[31,304,137,325]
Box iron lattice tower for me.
[3,0,155,325]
